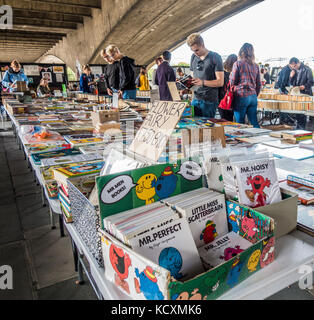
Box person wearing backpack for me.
[229,43,261,128]
[218,54,237,121]
[187,33,224,118]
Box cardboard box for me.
[256,188,298,238]
[100,200,275,300]
[91,110,120,127]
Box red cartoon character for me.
[241,212,258,241]
[220,246,244,261]
[109,244,132,294]
[246,175,271,207]
[200,220,218,244]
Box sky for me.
[171,0,314,65]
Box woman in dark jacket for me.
[106,45,136,100]
[218,54,237,121]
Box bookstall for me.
[0,62,68,91]
[257,89,314,125]
[2,90,314,300]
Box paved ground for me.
[0,120,313,300]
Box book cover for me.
[31,148,81,165]
[297,205,314,236]
[129,218,204,280]
[280,181,314,205]
[198,231,252,270]
[234,158,282,208]
[41,153,102,167]
[55,161,105,177]
[287,174,314,189]
[27,143,72,154]
[45,181,59,199]
[178,193,229,248]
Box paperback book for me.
[129,218,204,280]
[41,153,102,167]
[233,158,282,208]
[173,192,229,248]
[198,231,252,270]
[31,148,81,165]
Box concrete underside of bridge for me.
[0,0,263,70]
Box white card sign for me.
[128,100,187,162]
[23,65,40,76]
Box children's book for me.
[45,181,59,199]
[27,143,72,154]
[174,192,229,248]
[233,158,282,208]
[198,231,252,270]
[279,181,314,205]
[41,153,102,167]
[53,161,105,187]
[129,218,204,280]
[31,148,81,165]
[64,134,104,146]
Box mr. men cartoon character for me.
[134,267,164,300]
[152,166,178,200]
[158,247,183,280]
[200,220,218,244]
[246,175,271,207]
[220,246,244,262]
[136,174,157,204]
[226,258,244,287]
[241,211,258,241]
[172,288,207,300]
[109,244,131,294]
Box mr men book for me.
[129,218,204,281]
[233,158,282,208]
[97,160,203,228]
[198,231,252,270]
[171,191,228,248]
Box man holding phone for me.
[187,33,224,118]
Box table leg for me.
[77,255,85,285]
[71,239,78,272]
[49,206,56,230]
[59,214,65,238]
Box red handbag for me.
[219,82,234,110]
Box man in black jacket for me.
[290,60,313,96]
[275,58,298,94]
[290,59,314,129]
[100,49,120,96]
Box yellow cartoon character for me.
[136,174,157,204]
[247,249,261,273]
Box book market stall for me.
[2,88,314,300]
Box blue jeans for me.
[233,94,260,128]
[123,89,136,100]
[191,99,217,118]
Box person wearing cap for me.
[155,51,176,101]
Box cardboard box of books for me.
[99,198,275,300]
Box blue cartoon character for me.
[227,204,241,234]
[226,258,244,287]
[158,247,183,280]
[152,166,178,200]
[134,266,164,300]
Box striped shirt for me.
[229,60,261,97]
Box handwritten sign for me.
[128,100,187,161]
[167,82,181,101]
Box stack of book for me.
[53,161,105,223]
[281,130,312,143]
[284,174,314,205]
[163,188,228,248]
